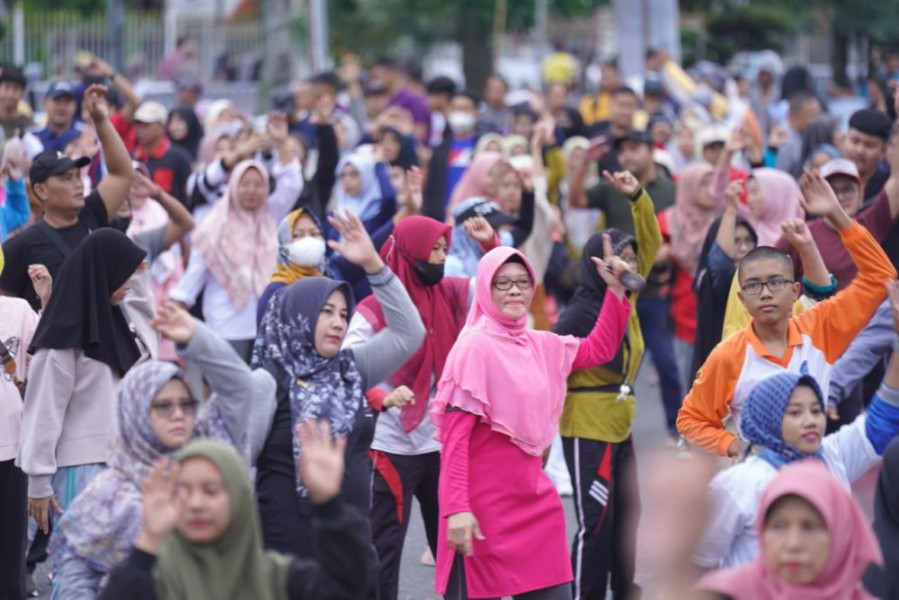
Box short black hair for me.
[310,71,341,91]
[0,67,26,89]
[485,73,509,90]
[426,76,457,97]
[452,90,480,107]
[849,108,893,142]
[374,57,401,71]
[738,246,794,283]
[788,90,818,116]
[512,103,538,122]
[611,85,638,100]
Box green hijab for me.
[153,439,292,600]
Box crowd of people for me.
[2,40,899,600]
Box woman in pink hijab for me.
[743,168,805,246]
[699,460,883,600]
[430,241,632,599]
[448,151,511,211]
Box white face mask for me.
[287,236,326,268]
[448,111,476,133]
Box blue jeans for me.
[636,298,683,433]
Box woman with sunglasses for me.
[50,301,273,599]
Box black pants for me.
[370,450,440,600]
[444,554,573,600]
[0,460,27,600]
[562,437,641,600]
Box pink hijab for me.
[666,162,716,277]
[448,151,506,210]
[430,247,581,456]
[192,159,278,310]
[699,460,883,600]
[743,168,805,246]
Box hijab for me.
[444,198,494,278]
[192,159,278,311]
[431,247,582,456]
[691,216,758,378]
[381,127,418,170]
[154,439,292,600]
[474,133,503,156]
[356,216,466,432]
[168,105,204,160]
[864,438,899,598]
[334,154,383,222]
[269,208,324,285]
[743,168,804,246]
[51,362,231,573]
[449,151,505,209]
[30,228,146,376]
[699,460,882,600]
[665,162,716,277]
[251,278,362,497]
[739,372,825,468]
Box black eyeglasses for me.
[493,277,534,291]
[150,399,200,418]
[741,278,793,296]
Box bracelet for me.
[801,273,837,301]
[628,186,644,202]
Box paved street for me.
[35,364,670,600]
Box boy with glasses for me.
[677,171,897,457]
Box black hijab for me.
[168,105,204,160]
[864,438,899,598]
[31,229,147,376]
[381,127,419,170]
[690,215,757,380]
[554,230,634,373]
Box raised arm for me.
[779,218,833,288]
[883,129,899,220]
[91,57,142,122]
[85,85,134,220]
[136,172,194,251]
[715,180,742,260]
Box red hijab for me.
[356,216,467,432]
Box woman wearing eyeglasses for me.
[49,302,273,599]
[430,244,632,600]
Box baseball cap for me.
[455,198,517,229]
[45,80,76,100]
[175,75,203,94]
[614,129,652,149]
[819,158,861,183]
[133,101,168,125]
[697,125,728,149]
[29,151,91,185]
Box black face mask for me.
[110,216,132,234]
[413,259,444,286]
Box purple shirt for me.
[390,87,431,142]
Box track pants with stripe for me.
[562,437,641,600]
[370,450,441,600]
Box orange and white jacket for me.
[677,221,897,456]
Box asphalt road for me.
[35,364,671,600]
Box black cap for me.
[0,67,26,88]
[614,129,652,149]
[29,151,91,185]
[456,199,517,229]
[848,109,892,141]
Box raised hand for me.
[266,111,289,145]
[82,84,110,124]
[799,170,843,222]
[338,53,362,85]
[383,385,415,409]
[132,170,161,200]
[591,233,631,299]
[327,210,385,274]
[406,166,423,214]
[135,458,180,554]
[586,136,611,162]
[311,93,336,125]
[2,136,28,179]
[152,300,198,345]
[463,216,495,244]
[602,169,640,197]
[28,264,52,310]
[768,126,789,150]
[447,511,485,557]
[295,420,347,505]
[725,125,748,153]
[723,179,743,211]
[780,218,814,250]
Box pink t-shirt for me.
[0,297,39,461]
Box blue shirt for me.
[32,122,84,154]
[443,136,476,206]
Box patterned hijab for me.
[739,371,825,468]
[154,439,292,600]
[51,361,231,573]
[251,277,363,497]
[192,159,279,310]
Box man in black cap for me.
[845,108,893,200]
[567,129,675,233]
[0,85,134,310]
[0,67,33,139]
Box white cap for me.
[697,125,729,149]
[133,101,168,125]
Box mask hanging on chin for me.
[413,259,444,286]
[287,236,327,268]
